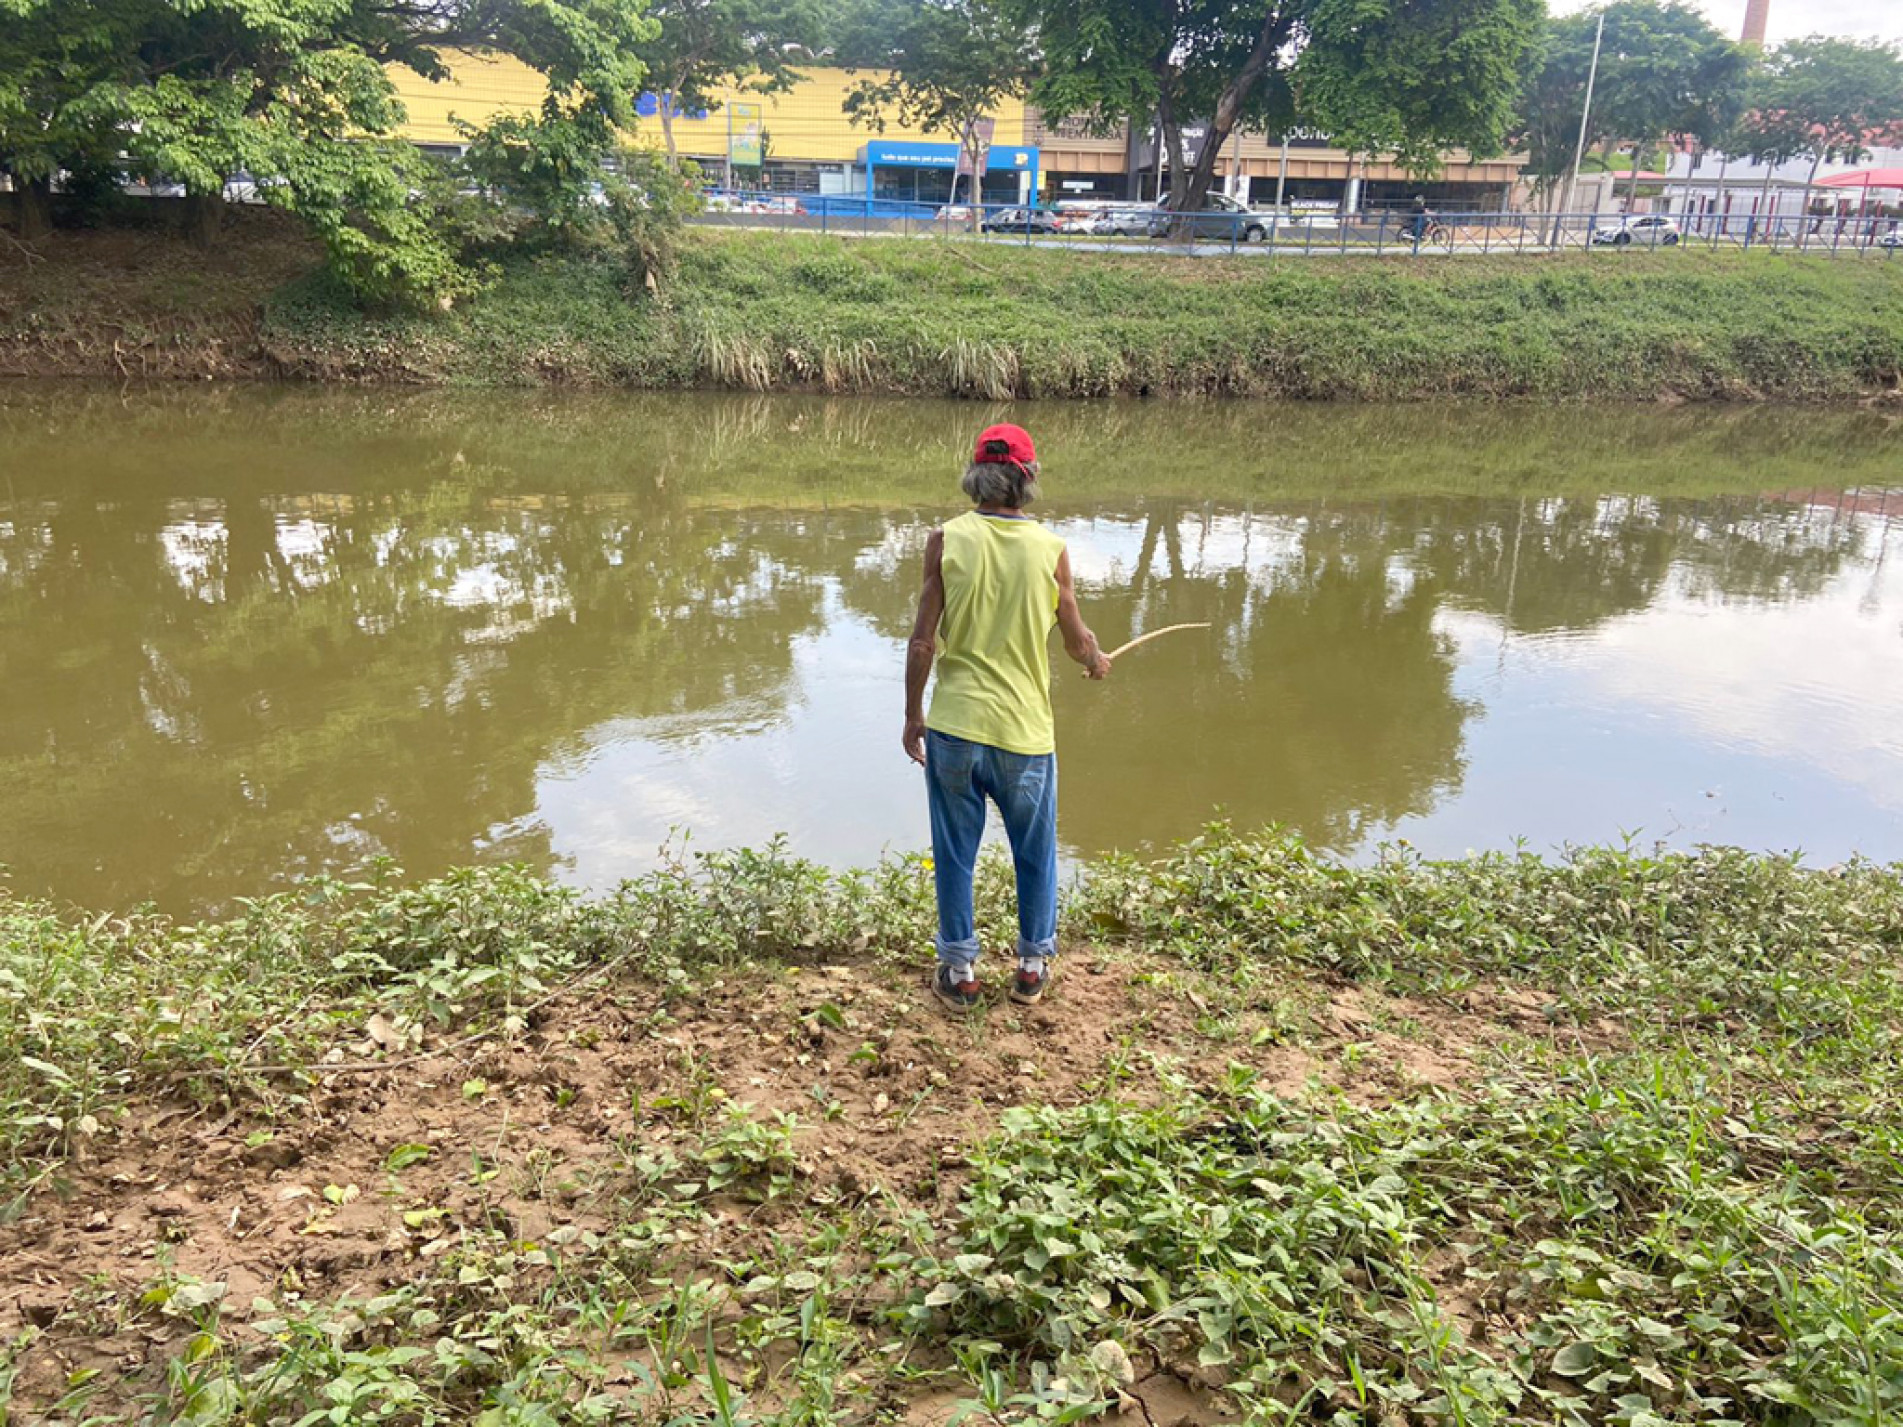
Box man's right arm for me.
[903,530,946,765]
[1056,549,1111,680]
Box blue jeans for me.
[925,731,1059,971]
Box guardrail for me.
[692,191,1903,260]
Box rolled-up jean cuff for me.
[1017,936,1056,961]
[936,935,981,968]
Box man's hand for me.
[903,717,928,766]
[1084,651,1112,681]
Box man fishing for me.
[902,423,1111,1013]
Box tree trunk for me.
[1155,85,1188,217]
[184,191,223,247]
[1625,142,1644,213]
[13,175,53,240]
[1677,142,1698,225]
[1713,150,1730,238]
[1756,154,1777,234]
[1799,144,1827,245]
[961,116,991,232]
[1165,8,1291,237]
[660,102,680,170]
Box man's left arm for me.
[903,530,946,766]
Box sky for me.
[1549,0,1901,47]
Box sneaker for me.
[1010,961,1053,1006]
[932,964,981,1013]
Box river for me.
[2,385,1899,914]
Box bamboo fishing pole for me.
[1087,622,1211,674]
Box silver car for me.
[1592,215,1681,247]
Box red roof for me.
[1819,168,1903,188]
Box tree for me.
[1742,37,1903,231]
[1583,1,1748,213]
[837,0,1034,215]
[0,0,657,307]
[1510,12,1617,215]
[0,0,152,238]
[1300,0,1544,177]
[1010,0,1540,228]
[636,0,823,167]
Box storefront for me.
[861,141,1040,209]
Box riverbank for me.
[4,831,1901,1423]
[6,214,1903,399]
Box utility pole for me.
[1554,11,1606,242]
[1275,135,1291,211]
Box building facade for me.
[1653,145,1903,232]
[1028,115,1523,212]
[387,53,1523,213]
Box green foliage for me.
[0,0,665,308]
[1301,0,1547,175]
[460,106,631,245]
[928,1074,1903,1424]
[5,828,1903,1422]
[1593,1,1750,207]
[1008,0,1539,217]
[1514,2,1751,205]
[1741,37,1903,184]
[636,0,825,166]
[1511,10,1610,197]
[838,0,1033,205]
[1081,826,1903,1038]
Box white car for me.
[1593,215,1680,246]
[1878,229,1903,250]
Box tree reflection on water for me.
[0,387,1895,912]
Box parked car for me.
[1149,192,1276,242]
[1592,215,1680,246]
[1094,206,1158,237]
[1878,229,1903,250]
[223,172,288,204]
[1050,200,1116,232]
[980,206,1061,234]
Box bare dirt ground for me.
[0,947,1608,1423]
[0,209,316,381]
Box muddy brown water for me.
[2,385,1900,915]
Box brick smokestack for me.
[1741,0,1769,45]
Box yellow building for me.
[388,53,1040,204]
[386,52,1521,212]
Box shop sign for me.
[728,102,763,166]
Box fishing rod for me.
[1086,622,1211,674]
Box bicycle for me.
[1404,216,1454,251]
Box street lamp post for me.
[1554,11,1606,246]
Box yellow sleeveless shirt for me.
[926,510,1068,756]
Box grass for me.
[3,828,1902,1424]
[262,232,1903,399]
[8,219,1903,398]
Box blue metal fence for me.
[691,189,1903,260]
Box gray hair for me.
[960,460,1040,508]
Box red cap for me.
[973,423,1036,467]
